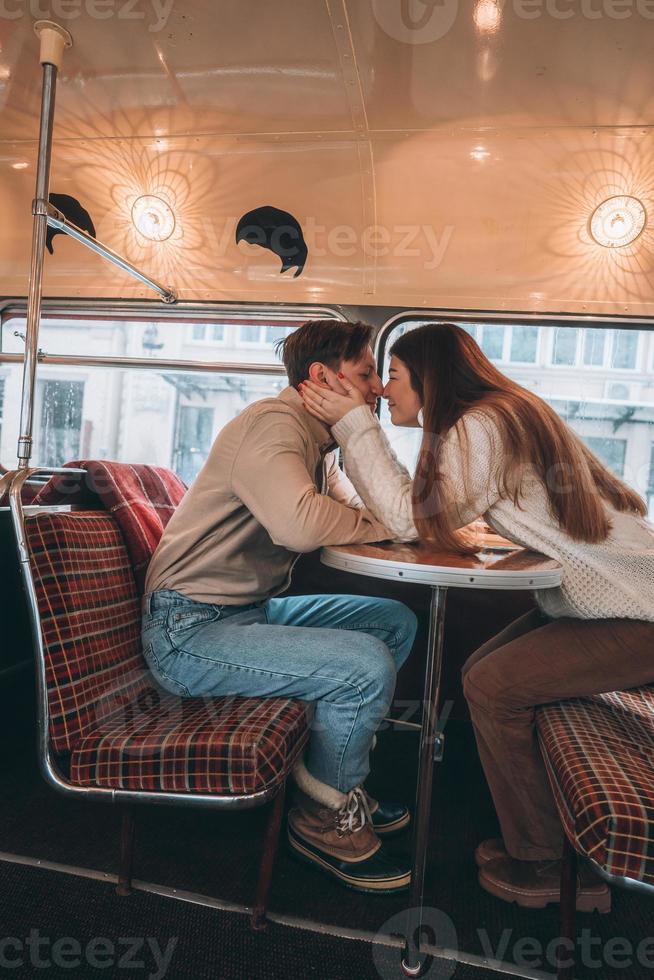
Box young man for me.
[143,319,418,893]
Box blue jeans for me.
[141,590,417,793]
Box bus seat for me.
[538,688,654,884]
[21,504,310,928]
[536,688,654,976]
[34,460,187,593]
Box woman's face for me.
[383,356,423,427]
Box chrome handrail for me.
[8,466,286,811]
[0,469,16,506]
[0,352,286,376]
[45,203,176,305]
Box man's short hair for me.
[276,319,374,388]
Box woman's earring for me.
[417,407,424,427]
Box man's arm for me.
[230,411,390,552]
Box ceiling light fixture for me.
[473,0,502,33]
[131,195,176,242]
[589,195,646,248]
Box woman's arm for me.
[332,406,418,541]
[332,407,504,541]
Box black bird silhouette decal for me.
[46,193,96,255]
[235,206,307,277]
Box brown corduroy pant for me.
[462,609,654,861]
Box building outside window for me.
[612,330,639,370]
[509,325,539,363]
[548,327,640,371]
[552,327,579,366]
[191,324,225,342]
[173,405,215,485]
[584,436,627,477]
[459,324,540,364]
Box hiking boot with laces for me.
[288,786,411,893]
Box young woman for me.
[300,322,654,912]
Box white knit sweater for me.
[332,406,654,621]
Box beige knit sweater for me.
[332,405,654,621]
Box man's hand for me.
[299,368,367,425]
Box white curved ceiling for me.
[0,1,653,313]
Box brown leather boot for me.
[289,789,381,863]
[479,855,611,913]
[474,837,508,867]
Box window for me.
[379,319,654,516]
[612,331,638,370]
[240,325,264,344]
[173,406,215,485]
[509,326,539,364]
[584,436,627,477]
[546,327,642,371]
[583,329,606,366]
[552,328,579,366]
[424,323,539,364]
[39,380,84,467]
[0,377,4,446]
[191,324,225,343]
[1,313,307,365]
[648,444,654,516]
[478,325,505,361]
[265,325,295,345]
[0,310,326,481]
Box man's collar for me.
[278,386,336,454]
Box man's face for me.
[338,345,383,411]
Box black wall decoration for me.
[46,193,97,255]
[235,206,307,277]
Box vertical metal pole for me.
[16,61,58,469]
[402,585,448,977]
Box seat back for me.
[24,509,152,753]
[35,461,187,593]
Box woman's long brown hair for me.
[390,323,647,552]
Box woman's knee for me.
[463,656,504,712]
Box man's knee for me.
[375,599,418,670]
[398,603,418,645]
[352,634,397,701]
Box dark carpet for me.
[1,861,515,980]
[3,690,654,980]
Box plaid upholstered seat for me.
[26,508,310,796]
[537,687,654,884]
[34,460,187,592]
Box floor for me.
[2,678,654,980]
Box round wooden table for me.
[321,540,563,976]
